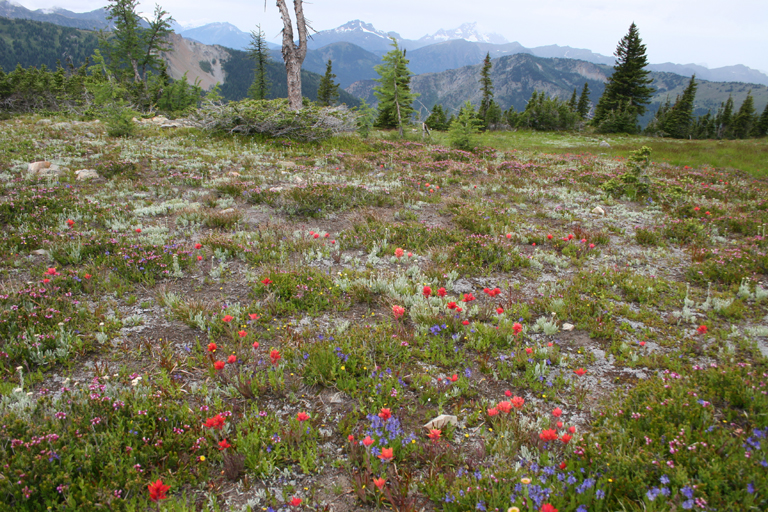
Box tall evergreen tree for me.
[316,59,340,106]
[247,25,271,100]
[756,102,768,137]
[716,95,735,139]
[732,90,756,139]
[478,52,494,128]
[374,38,418,137]
[568,88,578,111]
[425,103,449,131]
[592,23,654,132]
[662,75,697,138]
[576,82,591,118]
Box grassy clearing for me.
[0,116,767,512]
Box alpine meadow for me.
[1,1,768,511]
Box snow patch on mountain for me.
[419,22,508,45]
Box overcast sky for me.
[15,0,768,73]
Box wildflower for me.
[204,414,225,429]
[509,508,521,512]
[449,374,458,382]
[497,401,512,413]
[697,325,708,335]
[428,429,441,440]
[552,407,563,417]
[197,255,203,261]
[462,293,475,302]
[437,287,447,297]
[506,233,512,239]
[261,278,273,285]
[362,436,374,447]
[238,330,247,338]
[227,355,236,364]
[512,323,523,335]
[462,320,470,326]
[378,447,394,462]
[547,234,553,240]
[222,315,234,323]
[392,305,405,319]
[252,341,260,349]
[487,407,499,416]
[313,233,320,239]
[447,301,457,310]
[395,247,404,258]
[568,234,574,240]
[568,425,576,434]
[297,412,310,422]
[84,274,91,279]
[520,478,531,484]
[560,434,572,444]
[289,497,302,506]
[574,368,586,376]
[45,267,58,275]
[207,343,217,352]
[249,313,259,320]
[559,461,567,470]
[541,505,558,512]
[589,243,595,249]
[214,361,225,370]
[270,349,281,365]
[348,434,354,442]
[505,390,512,397]
[147,479,170,501]
[496,307,504,314]
[539,429,558,442]
[423,286,432,298]
[66,219,74,227]
[195,243,202,249]
[378,408,392,420]
[374,477,386,490]
[135,228,141,233]
[557,421,563,429]
[512,396,525,409]
[525,347,533,355]
[218,439,232,450]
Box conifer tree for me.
[248,25,271,100]
[732,91,756,139]
[568,88,578,111]
[661,75,697,138]
[374,38,418,137]
[716,95,734,139]
[577,82,591,118]
[425,104,449,131]
[316,59,340,106]
[592,23,654,132]
[756,102,768,137]
[478,52,494,128]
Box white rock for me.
[562,323,575,331]
[76,169,99,180]
[423,414,458,430]
[228,171,241,177]
[592,206,605,216]
[599,140,611,148]
[28,161,52,173]
[36,119,52,125]
[27,161,62,177]
[278,161,297,168]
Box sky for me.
[13,0,768,73]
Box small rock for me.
[152,115,169,124]
[36,119,52,125]
[228,171,241,177]
[423,414,458,430]
[52,122,72,130]
[294,175,304,184]
[599,140,611,148]
[85,132,97,139]
[220,208,236,215]
[28,161,52,173]
[31,249,50,257]
[277,161,297,168]
[75,169,99,181]
[592,206,605,216]
[562,323,575,331]
[160,122,183,128]
[27,161,62,177]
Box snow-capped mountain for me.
[307,20,404,54]
[418,22,508,45]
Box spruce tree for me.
[756,102,768,137]
[732,91,756,139]
[662,75,697,138]
[478,52,494,128]
[374,38,418,137]
[248,25,271,100]
[568,88,578,112]
[316,59,340,106]
[592,23,654,132]
[576,82,591,118]
[425,104,449,131]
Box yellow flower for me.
[508,508,521,512]
[199,456,206,462]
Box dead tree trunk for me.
[275,0,308,110]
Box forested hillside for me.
[0,17,98,71]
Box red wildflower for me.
[249,313,259,320]
[574,368,586,376]
[525,347,533,354]
[392,305,405,319]
[218,439,232,450]
[227,355,237,364]
[45,267,58,275]
[539,429,558,442]
[289,497,302,506]
[394,247,404,258]
[552,407,563,417]
[378,447,394,462]
[496,307,504,314]
[559,461,567,470]
[437,287,447,297]
[511,396,525,409]
[270,349,281,365]
[348,434,354,442]
[84,274,91,279]
[541,503,558,512]
[449,374,458,382]
[505,390,512,397]
[43,278,50,284]
[446,301,457,310]
[373,477,386,490]
[297,412,310,422]
[487,407,499,416]
[261,278,272,285]
[313,233,320,239]
[222,315,233,323]
[547,234,553,240]
[560,434,572,444]
[512,323,523,335]
[697,325,708,335]
[195,243,202,249]
[197,255,203,261]
[497,401,512,413]
[423,286,432,298]
[378,408,392,420]
[568,426,576,434]
[214,361,225,370]
[148,479,170,501]
[362,436,374,447]
[66,219,74,227]
[135,228,141,233]
[252,341,260,349]
[204,414,226,429]
[462,320,470,326]
[428,429,441,440]
[462,293,475,302]
[207,343,217,352]
[238,330,247,338]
